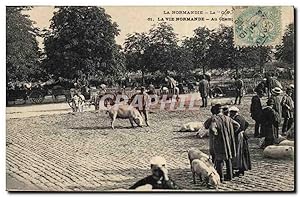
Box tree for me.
[275,23,294,65]
[43,6,122,80]
[6,6,41,84]
[185,25,272,75]
[182,27,216,74]
[176,39,195,76]
[124,32,150,85]
[147,22,179,76]
[124,23,180,84]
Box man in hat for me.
[234,75,244,105]
[268,87,282,137]
[260,99,280,147]
[199,75,209,107]
[129,156,179,189]
[269,87,283,116]
[250,89,264,138]
[281,87,294,136]
[229,107,251,177]
[266,74,283,98]
[204,104,240,182]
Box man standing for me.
[281,87,294,136]
[204,104,222,164]
[261,99,280,147]
[205,104,240,182]
[138,86,150,126]
[250,89,264,138]
[269,87,283,136]
[229,107,251,177]
[129,156,179,190]
[199,75,209,107]
[234,75,244,105]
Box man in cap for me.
[281,87,294,136]
[250,89,264,138]
[199,75,209,107]
[229,107,251,177]
[129,156,179,189]
[260,99,280,147]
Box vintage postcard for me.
[6,6,295,192]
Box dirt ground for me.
[6,95,295,191]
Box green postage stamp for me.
[233,6,282,47]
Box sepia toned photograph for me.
[6,5,295,192]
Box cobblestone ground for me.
[6,97,295,191]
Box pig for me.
[210,98,233,106]
[188,149,210,164]
[279,140,294,147]
[188,149,214,172]
[191,159,220,188]
[180,122,203,132]
[107,103,144,129]
[263,145,294,160]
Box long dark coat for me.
[261,106,280,146]
[234,79,244,97]
[231,114,251,171]
[199,79,209,97]
[250,95,262,121]
[210,114,240,161]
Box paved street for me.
[6,96,295,191]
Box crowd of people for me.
[251,84,294,147]
[203,104,251,182]
[128,73,294,190]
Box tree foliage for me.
[124,23,181,83]
[182,25,272,74]
[124,32,150,82]
[147,23,180,75]
[275,23,294,65]
[43,6,124,80]
[6,6,41,83]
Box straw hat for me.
[229,106,239,112]
[271,87,283,95]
